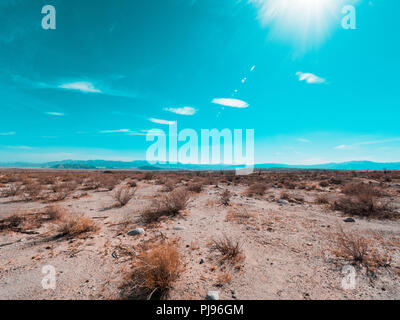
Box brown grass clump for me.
[141,187,190,223]
[331,230,392,270]
[56,214,97,238]
[220,189,231,206]
[0,213,25,232]
[315,194,330,204]
[216,271,232,287]
[280,191,290,200]
[1,184,22,197]
[212,235,245,264]
[113,186,136,207]
[332,185,395,219]
[0,206,64,233]
[23,181,43,201]
[245,182,267,197]
[187,182,203,193]
[226,207,255,223]
[122,240,182,299]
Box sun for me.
[252,0,344,51]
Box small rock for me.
[199,259,204,264]
[173,226,186,230]
[277,199,289,205]
[127,228,145,236]
[343,218,355,223]
[205,291,219,300]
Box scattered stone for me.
[199,259,204,264]
[173,226,186,230]
[127,228,145,236]
[343,218,355,223]
[205,291,219,300]
[277,199,289,205]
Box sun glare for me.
[252,0,345,51]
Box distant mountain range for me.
[0,160,400,170]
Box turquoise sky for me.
[0,0,399,164]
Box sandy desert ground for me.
[0,169,399,300]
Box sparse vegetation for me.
[141,187,190,223]
[220,189,231,206]
[331,230,392,270]
[113,185,136,207]
[245,182,267,197]
[332,184,395,219]
[211,235,245,264]
[56,210,97,238]
[122,240,182,299]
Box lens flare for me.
[251,0,349,52]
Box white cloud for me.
[334,137,400,150]
[164,106,196,116]
[7,146,33,150]
[297,138,311,143]
[149,118,176,125]
[0,131,16,136]
[334,144,349,150]
[58,81,102,93]
[100,129,148,136]
[212,98,249,108]
[46,112,64,116]
[100,129,131,133]
[296,72,326,84]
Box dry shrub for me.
[122,240,182,299]
[126,179,137,188]
[226,207,254,223]
[43,205,65,221]
[245,183,267,197]
[0,213,24,232]
[113,186,136,207]
[101,174,121,191]
[23,181,43,201]
[56,212,97,238]
[212,235,245,264]
[319,180,329,188]
[332,188,395,219]
[331,231,391,270]
[0,206,63,233]
[220,189,231,206]
[280,192,290,200]
[187,182,203,193]
[216,271,232,287]
[162,180,176,192]
[143,172,154,181]
[315,194,329,204]
[1,184,22,197]
[141,187,190,223]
